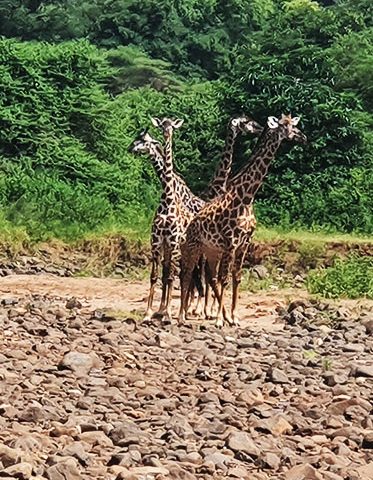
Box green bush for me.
[0,1,372,239]
[307,255,373,299]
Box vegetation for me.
[307,255,373,299]
[0,0,372,240]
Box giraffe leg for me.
[231,244,249,327]
[164,253,177,322]
[158,242,179,322]
[178,246,201,324]
[156,245,171,317]
[215,251,234,328]
[204,255,220,319]
[210,258,223,318]
[192,256,205,317]
[144,251,161,321]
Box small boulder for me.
[227,431,260,458]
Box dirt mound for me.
[0,234,150,278]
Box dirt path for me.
[0,274,313,331]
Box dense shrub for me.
[0,0,372,238]
[307,255,373,299]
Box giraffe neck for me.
[148,144,164,181]
[162,130,177,200]
[230,128,283,201]
[207,124,239,198]
[148,142,205,213]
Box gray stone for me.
[227,431,260,458]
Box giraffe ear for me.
[267,116,279,129]
[172,118,184,129]
[151,117,161,127]
[231,118,240,127]
[291,116,300,126]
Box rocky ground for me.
[0,275,372,479]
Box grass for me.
[254,225,373,245]
[0,213,31,257]
[307,255,373,299]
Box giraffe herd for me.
[131,113,307,327]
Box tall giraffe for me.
[131,129,205,319]
[179,114,307,326]
[203,116,263,317]
[153,115,263,319]
[132,119,193,321]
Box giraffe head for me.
[230,116,263,135]
[151,117,184,137]
[267,114,307,144]
[130,128,163,156]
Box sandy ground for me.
[1,274,371,330]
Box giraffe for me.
[202,116,263,317]
[178,114,307,327]
[152,115,263,319]
[132,119,194,321]
[131,128,204,320]
[132,129,204,214]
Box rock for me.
[350,365,373,378]
[2,462,33,478]
[363,319,373,335]
[262,452,281,470]
[45,458,82,480]
[323,473,344,480]
[354,463,373,480]
[1,292,372,479]
[18,405,45,423]
[109,421,143,446]
[0,444,22,467]
[228,465,251,478]
[311,434,328,445]
[267,367,289,384]
[343,343,365,353]
[236,389,264,408]
[259,415,293,436]
[362,430,373,449]
[330,426,363,443]
[323,372,348,387]
[58,351,101,375]
[285,463,324,480]
[204,452,235,470]
[78,430,113,447]
[65,297,82,309]
[60,442,90,466]
[227,431,260,458]
[252,265,268,279]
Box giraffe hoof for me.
[215,318,224,328]
[232,316,240,327]
[143,312,153,322]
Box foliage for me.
[307,255,373,299]
[0,39,224,239]
[218,0,373,233]
[0,1,372,238]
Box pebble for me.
[0,294,371,479]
